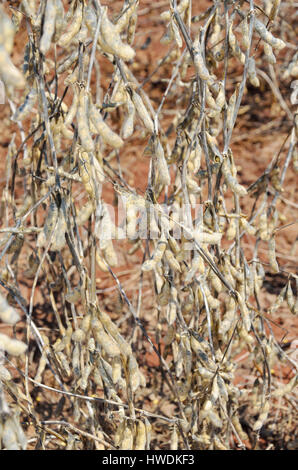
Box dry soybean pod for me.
[53,0,65,43]
[89,100,124,149]
[130,88,154,133]
[77,88,95,152]
[154,136,170,186]
[40,0,56,54]
[12,87,37,122]
[0,45,25,90]
[100,7,135,62]
[254,18,285,51]
[58,1,83,48]
[268,236,279,273]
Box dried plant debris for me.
[0,0,296,451]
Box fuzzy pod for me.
[100,7,135,62]
[0,294,20,325]
[89,101,124,149]
[58,2,83,48]
[40,0,56,54]
[77,90,95,153]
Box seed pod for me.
[193,42,212,82]
[236,291,251,332]
[72,343,80,377]
[197,366,214,380]
[127,8,137,45]
[51,209,67,251]
[194,230,222,245]
[293,147,298,173]
[153,238,167,263]
[102,239,118,267]
[64,86,79,127]
[154,137,170,186]
[100,7,135,62]
[141,259,157,272]
[77,89,95,153]
[92,318,121,358]
[0,45,26,90]
[114,419,126,447]
[122,98,135,138]
[143,417,152,450]
[268,283,287,314]
[35,347,48,383]
[115,2,137,34]
[12,87,37,122]
[161,0,189,22]
[229,23,245,64]
[158,280,171,307]
[240,217,256,236]
[0,294,20,324]
[248,57,260,87]
[53,0,65,42]
[76,201,94,226]
[89,101,123,149]
[253,401,270,431]
[217,374,229,402]
[241,15,250,50]
[44,201,58,241]
[207,268,222,294]
[134,420,146,450]
[231,414,248,440]
[2,418,19,450]
[112,355,122,384]
[79,152,95,199]
[0,364,11,381]
[219,297,236,337]
[268,237,279,273]
[79,364,93,391]
[264,42,276,64]
[0,6,15,54]
[120,424,134,450]
[170,18,182,48]
[98,310,132,357]
[170,425,178,450]
[254,19,285,50]
[54,325,73,352]
[286,281,295,314]
[222,158,247,196]
[40,0,56,54]
[58,3,83,48]
[72,328,85,343]
[259,212,269,241]
[165,249,181,272]
[127,355,140,392]
[130,89,154,133]
[0,333,27,356]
